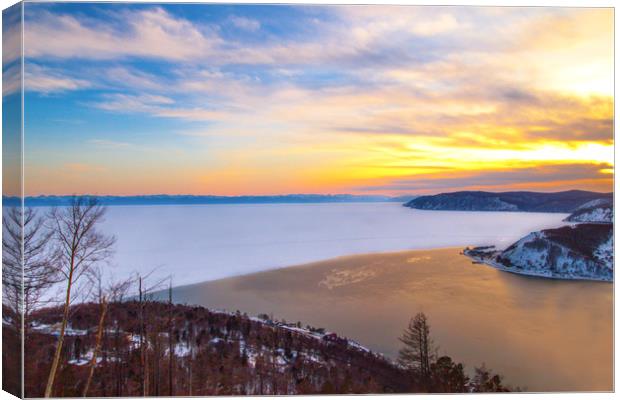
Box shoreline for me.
[173,242,614,292]
[172,246,466,290]
[462,251,613,283]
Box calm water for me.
[98,203,567,285]
[170,248,613,392]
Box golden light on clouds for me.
[18,5,614,196]
[401,142,614,168]
[516,8,613,98]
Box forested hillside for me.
[8,302,512,396]
[405,190,611,213]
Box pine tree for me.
[471,364,510,392]
[429,356,468,392]
[397,312,436,384]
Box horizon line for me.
[4,188,613,199]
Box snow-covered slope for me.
[464,196,613,281]
[564,198,613,223]
[495,224,613,281]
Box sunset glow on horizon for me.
[5,4,613,196]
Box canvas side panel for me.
[2,2,23,398]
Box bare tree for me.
[82,266,134,397]
[2,207,59,336]
[83,295,107,397]
[107,271,135,398]
[44,196,115,398]
[398,312,436,383]
[135,270,169,397]
[168,280,174,396]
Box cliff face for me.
[405,190,611,213]
[564,198,613,224]
[495,224,613,281]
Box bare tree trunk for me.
[168,283,174,396]
[142,281,150,397]
[144,333,149,397]
[115,322,121,397]
[82,297,108,397]
[154,330,160,396]
[138,277,145,396]
[188,353,193,397]
[44,256,75,398]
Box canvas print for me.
[1,2,614,397]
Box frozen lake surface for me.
[170,248,612,391]
[96,202,567,285]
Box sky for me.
[3,3,614,196]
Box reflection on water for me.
[171,248,612,392]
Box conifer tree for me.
[398,312,436,384]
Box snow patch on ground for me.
[67,350,119,366]
[31,322,88,336]
[173,342,192,357]
[594,235,613,266]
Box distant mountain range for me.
[404,190,612,213]
[4,194,416,207]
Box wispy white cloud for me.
[228,15,260,32]
[103,66,165,91]
[22,5,464,68]
[2,63,21,97]
[2,5,22,66]
[89,139,133,149]
[92,92,230,122]
[25,7,220,61]
[25,64,91,94]
[93,93,174,112]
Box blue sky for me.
[3,3,613,195]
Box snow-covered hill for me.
[465,224,612,281]
[564,198,613,224]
